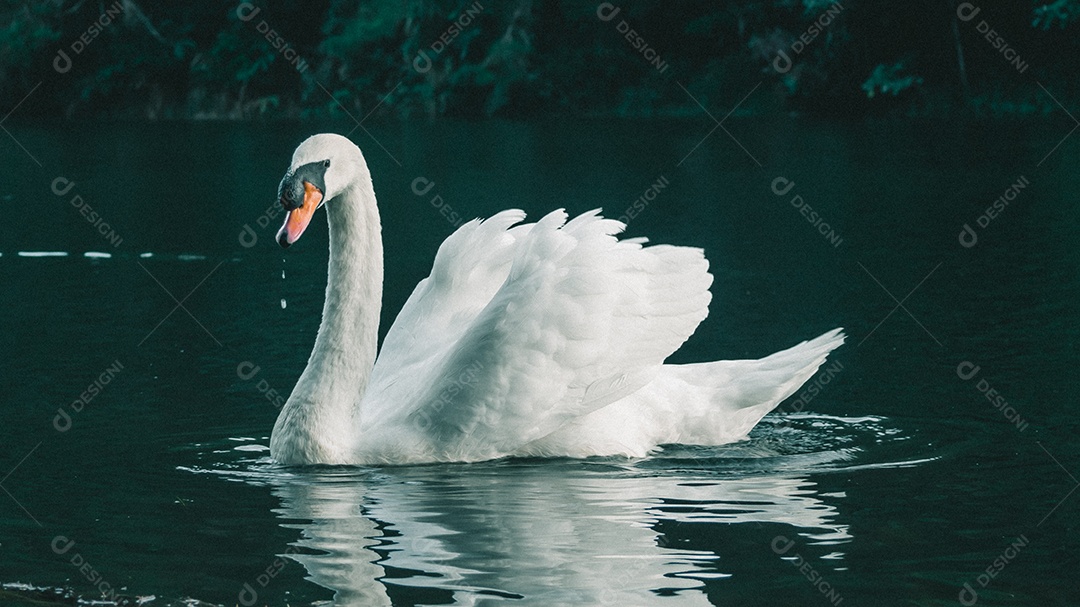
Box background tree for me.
[1,0,1075,119]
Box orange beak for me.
[276,182,323,248]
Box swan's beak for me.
[276,182,323,248]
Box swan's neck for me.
[312,182,383,394]
[273,179,382,462]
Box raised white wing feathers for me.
[361,209,712,461]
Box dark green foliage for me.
[0,0,1076,118]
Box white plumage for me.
[268,134,845,465]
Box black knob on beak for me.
[278,174,304,211]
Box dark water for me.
[0,119,1077,606]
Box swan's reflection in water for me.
[263,456,851,606]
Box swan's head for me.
[276,133,366,248]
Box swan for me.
[268,133,845,465]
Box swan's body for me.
[269,134,845,465]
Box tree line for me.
[1,0,1076,119]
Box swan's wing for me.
[365,209,532,391]
[363,209,712,461]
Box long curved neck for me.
[309,180,383,395]
[274,176,382,463]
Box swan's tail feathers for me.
[669,328,846,444]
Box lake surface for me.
[0,119,1077,606]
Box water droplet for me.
[281,259,287,308]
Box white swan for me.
[268,133,845,465]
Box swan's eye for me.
[323,159,331,168]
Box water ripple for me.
[168,414,923,606]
